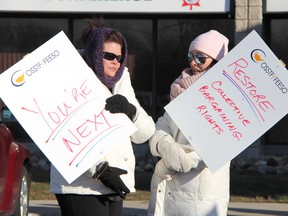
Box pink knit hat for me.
[189,30,229,61]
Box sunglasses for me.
[103,52,123,63]
[188,52,211,65]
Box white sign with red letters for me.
[0,31,137,183]
[165,30,288,172]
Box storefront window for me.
[0,17,234,119]
[266,19,288,146]
[0,18,68,53]
[0,18,68,73]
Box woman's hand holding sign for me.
[105,94,136,121]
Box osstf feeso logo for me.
[250,48,288,94]
[250,49,266,63]
[11,70,26,86]
[10,50,60,87]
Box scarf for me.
[83,27,128,89]
[170,68,206,100]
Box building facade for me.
[0,0,288,158]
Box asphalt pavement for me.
[28,200,288,216]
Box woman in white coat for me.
[50,20,155,216]
[148,30,230,216]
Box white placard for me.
[0,31,137,183]
[165,30,288,172]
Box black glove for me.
[93,161,130,199]
[105,94,136,121]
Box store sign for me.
[0,31,137,183]
[0,0,230,13]
[165,30,288,172]
[265,0,288,12]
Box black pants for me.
[55,194,123,216]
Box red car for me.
[0,105,31,216]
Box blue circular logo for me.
[251,49,266,63]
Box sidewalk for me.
[28,200,288,216]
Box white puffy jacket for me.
[148,112,230,216]
[50,69,155,195]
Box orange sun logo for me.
[182,0,201,10]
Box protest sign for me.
[165,30,288,172]
[0,31,137,183]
